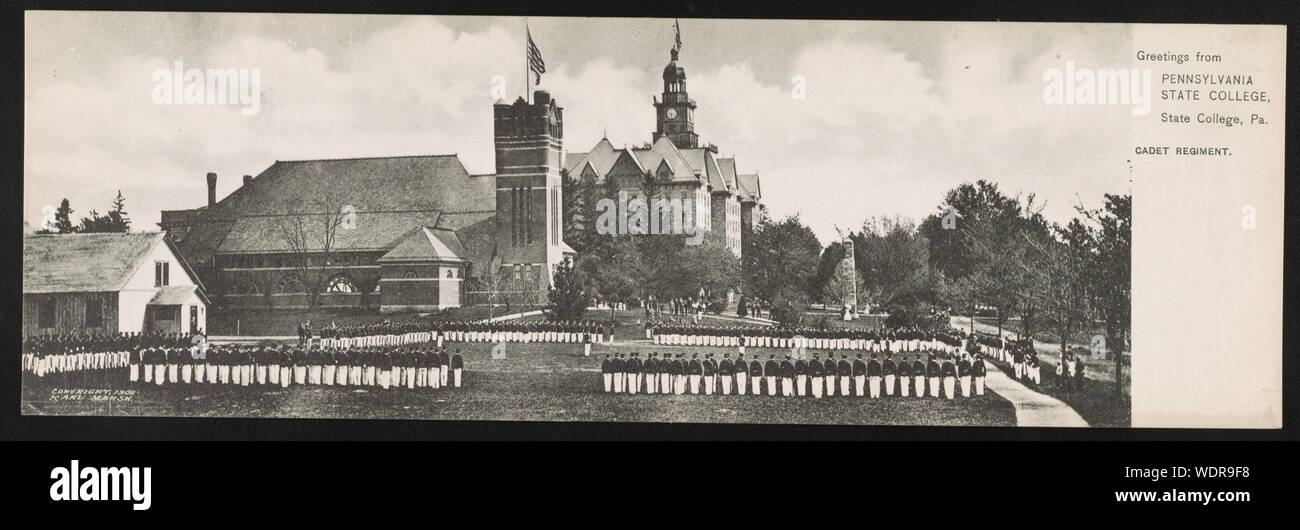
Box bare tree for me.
[274,193,351,312]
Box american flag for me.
[527,26,545,84]
[673,19,682,52]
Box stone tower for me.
[493,90,567,300]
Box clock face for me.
[665,108,678,119]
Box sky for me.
[25,12,1135,245]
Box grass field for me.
[21,341,1017,426]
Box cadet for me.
[780,355,795,397]
[926,355,941,398]
[763,355,779,396]
[973,354,987,396]
[657,353,671,396]
[852,354,867,397]
[882,354,897,397]
[687,354,703,394]
[673,354,687,395]
[747,355,763,396]
[719,354,734,395]
[451,350,463,387]
[823,353,837,397]
[837,354,852,397]
[794,355,808,397]
[611,353,625,393]
[958,354,973,397]
[627,353,642,395]
[645,352,659,394]
[897,355,911,397]
[734,353,748,396]
[439,349,451,388]
[809,353,825,398]
[867,354,883,398]
[941,355,957,399]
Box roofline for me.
[274,154,462,163]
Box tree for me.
[919,180,1024,282]
[821,254,864,311]
[1077,193,1131,395]
[109,190,131,232]
[744,214,822,310]
[577,233,645,318]
[850,216,932,314]
[547,257,588,320]
[274,194,350,311]
[54,198,75,233]
[1029,219,1094,379]
[673,242,741,312]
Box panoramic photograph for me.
[22,12,1133,427]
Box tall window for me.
[154,261,170,287]
[84,297,102,328]
[38,299,55,329]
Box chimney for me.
[206,172,217,207]
[243,174,252,187]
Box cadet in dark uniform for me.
[748,355,763,397]
[627,353,642,395]
[702,354,716,395]
[882,354,897,397]
[719,354,734,395]
[867,354,883,398]
[657,353,671,396]
[941,355,957,399]
[673,354,687,395]
[958,354,973,397]
[780,355,795,397]
[451,350,463,387]
[687,354,703,394]
[645,353,659,394]
[611,353,626,393]
[836,355,852,397]
[795,355,809,397]
[897,355,911,397]
[973,354,987,396]
[926,355,941,398]
[852,354,867,397]
[764,355,779,396]
[734,353,748,396]
[809,353,825,398]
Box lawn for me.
[21,341,1016,427]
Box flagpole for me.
[524,18,530,104]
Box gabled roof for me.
[23,232,198,294]
[679,148,728,192]
[150,284,209,306]
[174,155,490,220]
[378,226,468,263]
[716,157,738,190]
[737,173,762,202]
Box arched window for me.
[276,274,307,294]
[325,274,358,293]
[234,279,261,295]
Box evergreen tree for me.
[546,257,589,320]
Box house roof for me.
[168,154,498,256]
[24,232,175,293]
[378,226,469,263]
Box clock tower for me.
[653,47,698,148]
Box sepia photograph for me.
[24,11,1285,430]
